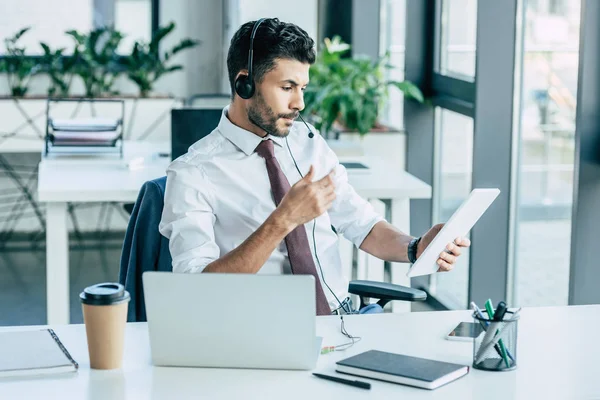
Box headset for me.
[237,18,315,139]
[234,18,266,100]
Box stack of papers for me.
[49,117,121,147]
[51,118,120,132]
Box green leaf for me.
[14,27,31,41]
[40,42,51,55]
[169,38,200,56]
[150,22,176,54]
[388,80,424,103]
[165,65,183,72]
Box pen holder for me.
[472,310,519,371]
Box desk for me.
[38,142,431,325]
[1,306,598,399]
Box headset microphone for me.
[297,113,314,138]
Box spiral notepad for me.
[0,329,78,378]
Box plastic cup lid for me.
[79,282,130,306]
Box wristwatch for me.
[407,236,421,264]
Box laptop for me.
[142,272,321,370]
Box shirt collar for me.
[218,106,286,156]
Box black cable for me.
[285,136,360,349]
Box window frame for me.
[0,0,159,62]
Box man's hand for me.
[416,223,471,272]
[274,165,336,230]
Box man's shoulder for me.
[173,129,228,167]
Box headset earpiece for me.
[235,74,254,99]
[235,18,265,100]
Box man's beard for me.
[247,91,298,137]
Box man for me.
[159,18,470,315]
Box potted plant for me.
[123,22,200,97]
[39,43,78,97]
[303,36,424,137]
[66,27,124,97]
[0,27,40,97]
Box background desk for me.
[1,306,598,399]
[38,141,431,324]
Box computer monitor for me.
[171,95,230,160]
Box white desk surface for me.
[37,141,431,203]
[1,306,597,399]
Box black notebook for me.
[0,329,78,379]
[336,350,469,390]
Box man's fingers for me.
[446,243,461,257]
[455,236,471,247]
[437,259,453,272]
[324,191,336,203]
[302,165,315,182]
[316,168,336,187]
[439,251,456,265]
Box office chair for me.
[119,176,426,322]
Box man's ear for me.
[235,70,249,81]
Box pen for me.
[312,373,371,390]
[479,299,510,367]
[471,302,515,362]
[493,301,508,321]
[493,300,511,367]
[475,321,514,364]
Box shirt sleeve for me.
[321,139,385,248]
[159,160,220,273]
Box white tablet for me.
[406,188,500,278]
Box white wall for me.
[155,0,224,98]
[237,0,318,40]
[221,0,319,93]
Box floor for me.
[0,243,121,326]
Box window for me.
[380,0,406,129]
[431,108,474,309]
[0,0,152,55]
[115,0,153,54]
[512,0,581,306]
[437,0,478,80]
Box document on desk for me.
[0,329,78,378]
[407,188,500,277]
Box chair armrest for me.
[348,280,427,302]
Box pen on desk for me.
[312,373,371,390]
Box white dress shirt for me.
[159,106,384,310]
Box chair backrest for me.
[119,176,172,322]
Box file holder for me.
[45,98,125,158]
[472,310,519,371]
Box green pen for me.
[484,299,511,368]
[484,299,495,319]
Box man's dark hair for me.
[227,18,316,97]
